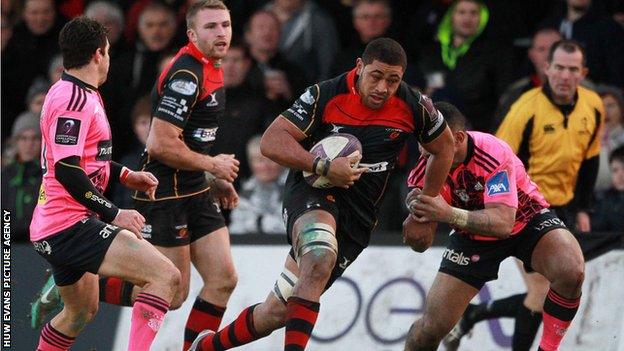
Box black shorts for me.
[31,217,122,286]
[283,182,371,290]
[438,208,568,290]
[133,190,225,247]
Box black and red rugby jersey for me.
[282,68,447,241]
[135,42,225,200]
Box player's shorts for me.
[31,216,122,286]
[283,181,371,290]
[438,208,568,290]
[133,190,225,247]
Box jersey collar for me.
[186,42,214,66]
[463,132,475,166]
[542,83,578,115]
[61,72,97,91]
[346,68,359,95]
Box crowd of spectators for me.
[2,0,624,241]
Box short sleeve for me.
[415,94,447,144]
[153,70,200,129]
[483,160,518,208]
[49,108,93,162]
[281,85,321,136]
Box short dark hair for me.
[547,39,586,66]
[59,16,108,70]
[362,37,407,70]
[610,145,624,165]
[434,101,468,131]
[186,0,228,29]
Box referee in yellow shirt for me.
[442,39,604,351]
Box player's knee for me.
[169,283,189,310]
[420,315,449,342]
[560,259,584,292]
[213,269,238,297]
[299,250,336,283]
[160,264,182,298]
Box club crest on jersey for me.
[55,117,81,145]
[169,79,197,95]
[486,171,510,196]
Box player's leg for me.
[36,272,98,350]
[511,264,548,351]
[184,226,238,349]
[190,254,298,351]
[404,272,479,351]
[98,229,182,350]
[528,227,584,351]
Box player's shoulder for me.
[577,86,603,108]
[166,53,203,81]
[317,71,349,96]
[469,131,513,168]
[44,78,97,115]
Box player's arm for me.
[145,69,238,181]
[260,86,365,188]
[110,161,158,200]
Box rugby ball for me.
[303,133,362,188]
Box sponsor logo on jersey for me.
[543,124,555,134]
[55,117,81,145]
[474,182,484,191]
[442,248,471,266]
[359,161,389,173]
[486,171,510,196]
[300,89,315,105]
[169,79,197,95]
[206,92,219,107]
[85,191,113,208]
[96,140,112,161]
[454,189,470,203]
[427,111,444,136]
[533,217,565,232]
[288,101,308,121]
[174,224,188,239]
[193,127,218,142]
[33,241,52,255]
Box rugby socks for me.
[99,277,135,306]
[284,296,320,351]
[198,304,261,350]
[37,323,75,350]
[129,293,169,351]
[512,304,542,351]
[538,289,580,351]
[183,297,226,350]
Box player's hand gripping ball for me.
[303,133,363,188]
[403,188,436,252]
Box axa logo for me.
[486,171,510,196]
[442,249,472,266]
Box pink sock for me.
[128,293,170,351]
[37,322,75,350]
[539,289,580,351]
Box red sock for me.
[129,293,169,351]
[37,323,75,351]
[539,289,580,351]
[199,304,261,351]
[183,297,226,350]
[284,296,320,351]
[99,277,134,306]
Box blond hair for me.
[186,0,229,29]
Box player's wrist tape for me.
[449,207,469,227]
[313,157,331,176]
[120,167,132,184]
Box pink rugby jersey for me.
[407,131,549,241]
[30,73,113,241]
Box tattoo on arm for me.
[465,210,497,236]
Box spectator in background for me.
[109,2,178,158]
[1,13,13,51]
[1,112,42,242]
[541,0,624,88]
[84,1,129,57]
[244,10,307,110]
[1,0,65,142]
[25,78,49,116]
[229,136,287,235]
[592,146,624,232]
[332,0,393,74]
[47,54,63,83]
[112,95,152,209]
[417,0,514,132]
[212,40,278,183]
[494,28,563,125]
[596,86,624,190]
[266,0,339,81]
[497,39,604,232]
